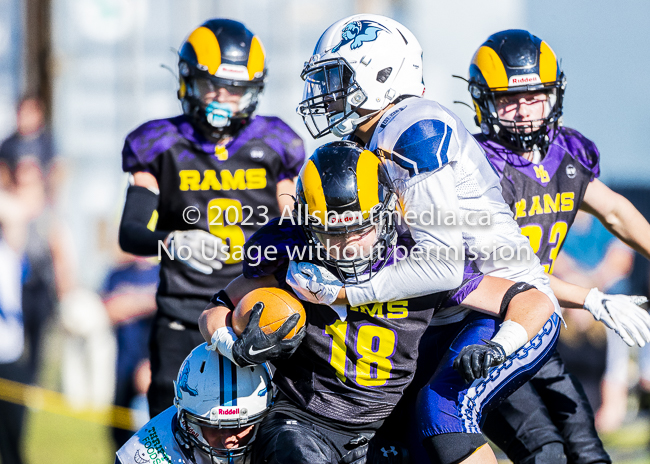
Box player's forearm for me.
[345,253,463,306]
[199,274,279,341]
[199,305,232,342]
[505,287,556,339]
[547,274,590,308]
[119,186,169,256]
[463,276,555,339]
[583,188,650,262]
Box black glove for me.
[232,302,306,367]
[453,340,507,383]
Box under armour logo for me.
[381,446,397,457]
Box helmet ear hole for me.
[376,67,392,83]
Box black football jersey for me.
[477,127,600,274]
[242,218,483,424]
[122,115,304,320]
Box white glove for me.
[583,287,650,347]
[167,230,229,275]
[286,261,344,306]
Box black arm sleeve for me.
[118,185,170,256]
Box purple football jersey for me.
[121,115,305,322]
[477,127,600,274]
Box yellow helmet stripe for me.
[356,150,381,219]
[187,26,221,75]
[247,36,266,80]
[300,160,327,224]
[472,45,508,89]
[539,41,558,83]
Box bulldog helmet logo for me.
[331,20,389,53]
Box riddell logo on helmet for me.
[218,407,241,416]
[327,211,364,225]
[509,74,541,86]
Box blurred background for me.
[1,0,650,462]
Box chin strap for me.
[331,110,381,137]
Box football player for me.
[116,343,273,464]
[118,19,305,416]
[467,30,650,464]
[199,142,560,464]
[290,14,557,343]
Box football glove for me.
[231,302,305,367]
[453,340,507,383]
[286,261,344,306]
[583,288,650,347]
[166,230,228,275]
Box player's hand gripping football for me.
[583,288,650,347]
[166,230,229,275]
[232,302,305,367]
[453,340,507,383]
[286,261,344,306]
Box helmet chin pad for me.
[330,111,359,137]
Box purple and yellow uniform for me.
[477,127,600,274]
[240,217,484,426]
[122,114,304,323]
[476,127,611,464]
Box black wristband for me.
[210,289,235,310]
[499,282,535,318]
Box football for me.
[231,287,306,340]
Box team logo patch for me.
[251,149,264,159]
[331,20,389,53]
[566,164,576,179]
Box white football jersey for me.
[116,407,187,464]
[345,97,559,320]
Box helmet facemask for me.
[175,409,261,464]
[295,189,398,284]
[473,79,565,154]
[179,64,264,138]
[297,57,370,139]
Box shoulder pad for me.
[388,119,454,176]
[558,127,600,179]
[122,116,189,173]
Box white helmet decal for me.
[331,20,390,53]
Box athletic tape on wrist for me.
[209,326,240,366]
[490,320,529,357]
[499,282,535,318]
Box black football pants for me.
[253,410,374,464]
[147,313,206,417]
[482,350,611,464]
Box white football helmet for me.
[173,343,273,464]
[297,14,424,138]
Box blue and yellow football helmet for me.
[294,141,398,282]
[178,19,266,136]
[468,29,566,153]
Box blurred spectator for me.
[0,95,58,192]
[554,210,635,432]
[0,163,53,464]
[101,253,158,448]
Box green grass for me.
[23,408,115,464]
